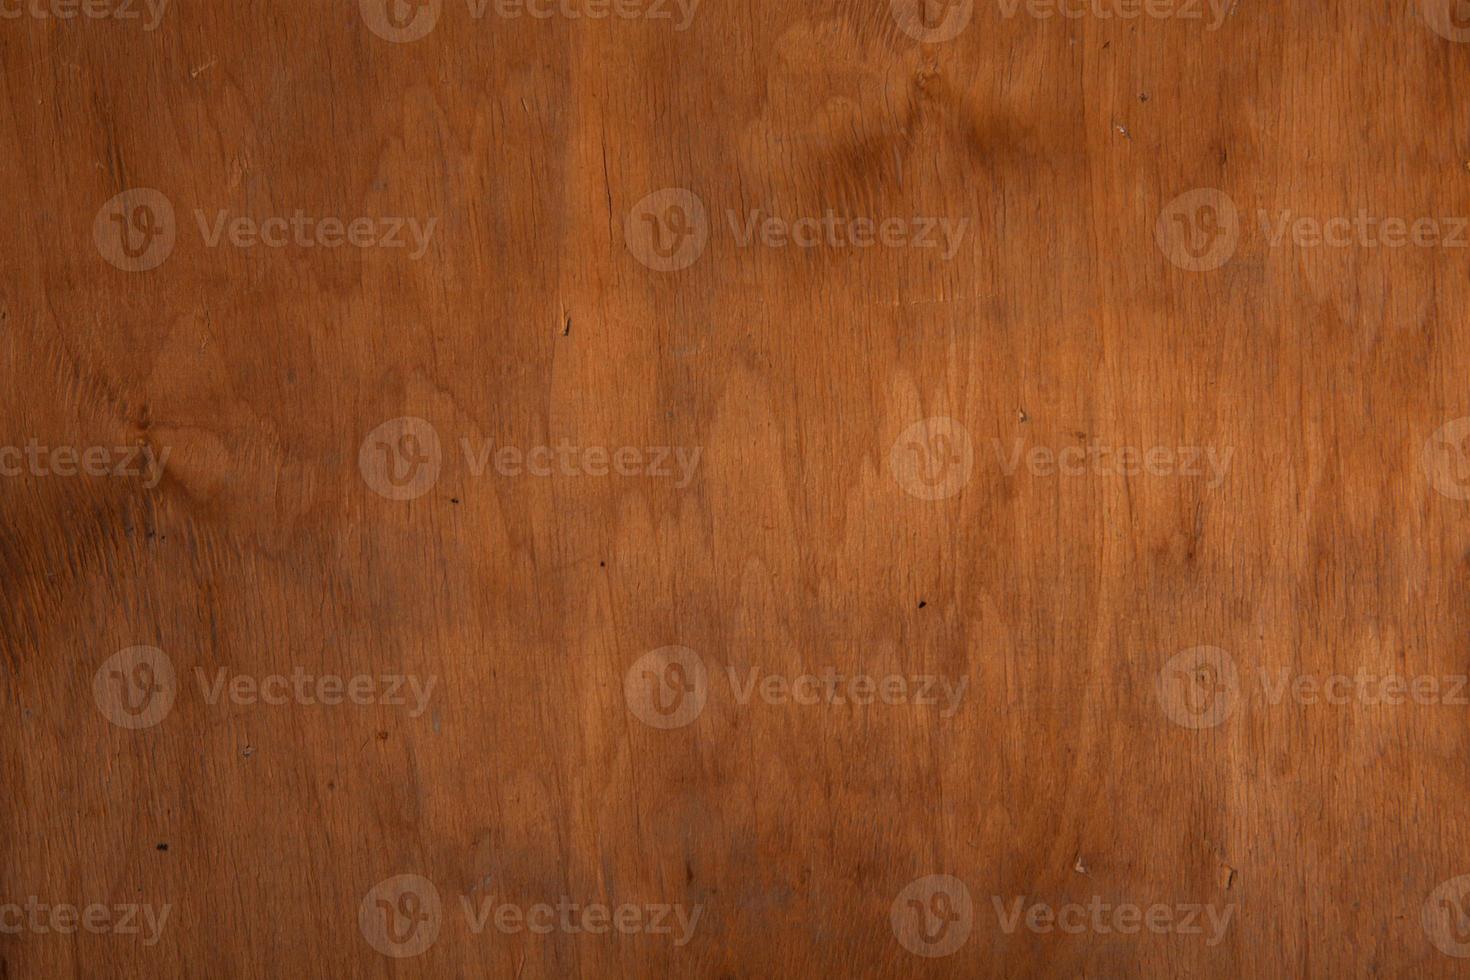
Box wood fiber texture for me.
[4,0,1470,976]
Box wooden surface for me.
[5,0,1470,975]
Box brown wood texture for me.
[5,0,1470,975]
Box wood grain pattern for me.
[4,0,1470,975]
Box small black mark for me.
[156,843,169,852]
[562,313,572,337]
[918,600,927,609]
[450,497,460,504]
[599,561,606,567]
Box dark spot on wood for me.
[156,843,169,851]
[918,600,927,608]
